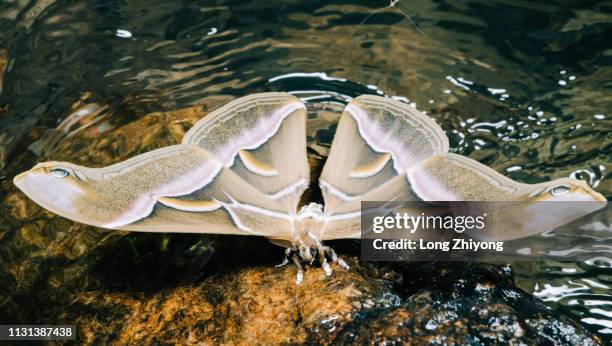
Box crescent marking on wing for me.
[103,159,224,229]
[349,153,392,178]
[345,102,445,173]
[192,102,306,167]
[156,196,222,212]
[238,149,279,176]
[345,103,403,172]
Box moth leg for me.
[292,253,305,284]
[318,245,332,276]
[323,246,350,271]
[296,237,314,263]
[275,247,293,268]
[303,247,315,265]
[324,245,337,261]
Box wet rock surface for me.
[338,263,602,345]
[0,103,604,345]
[52,259,601,345]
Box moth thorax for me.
[295,203,325,247]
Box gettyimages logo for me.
[371,212,487,234]
[360,200,609,262]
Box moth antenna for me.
[348,0,424,41]
[343,0,426,63]
[347,6,386,43]
[394,5,427,36]
[344,4,388,59]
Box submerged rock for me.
[55,260,601,345]
[0,47,9,168]
[338,263,602,345]
[66,258,386,344]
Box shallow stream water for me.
[0,0,610,339]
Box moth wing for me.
[406,153,545,240]
[407,153,527,202]
[318,95,448,240]
[16,144,296,240]
[182,92,309,213]
[408,153,606,240]
[124,163,297,240]
[320,175,417,240]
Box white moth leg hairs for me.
[13,93,607,283]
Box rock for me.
[65,258,390,345]
[337,263,603,345]
[0,48,9,169]
[0,48,7,94]
[49,260,601,345]
[47,102,212,165]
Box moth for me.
[14,93,606,282]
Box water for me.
[0,0,610,338]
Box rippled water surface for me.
[0,0,610,339]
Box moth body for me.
[294,202,325,253]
